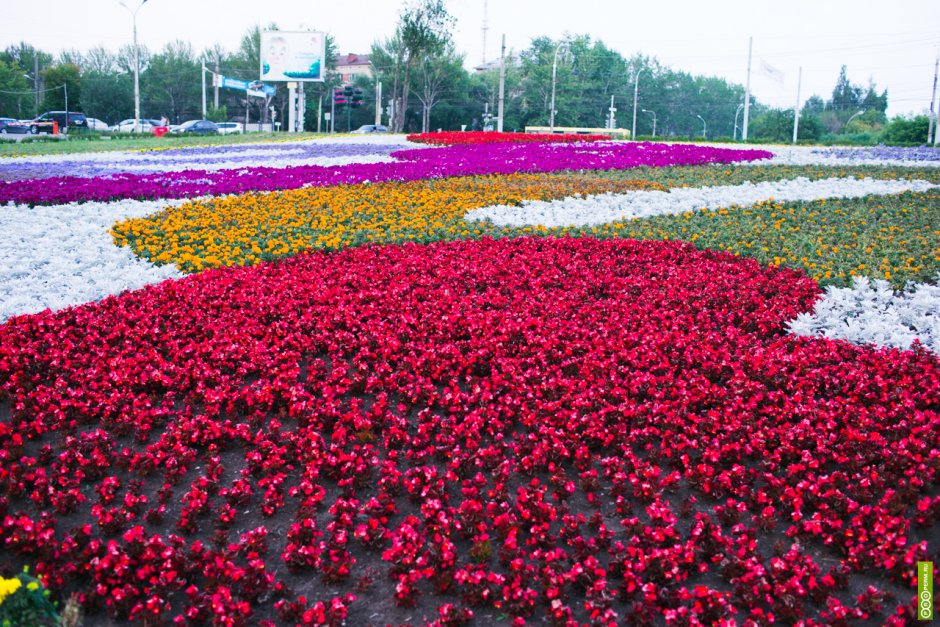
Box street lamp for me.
[844,109,865,132]
[733,103,744,141]
[549,42,570,132]
[632,68,646,141]
[641,109,657,138]
[696,114,707,139]
[120,0,149,134]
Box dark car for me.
[350,124,389,134]
[29,111,88,134]
[173,120,219,135]
[0,117,29,134]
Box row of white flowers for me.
[789,276,940,355]
[0,198,184,322]
[465,176,937,227]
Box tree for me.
[41,63,81,112]
[829,65,861,112]
[414,43,465,132]
[142,41,201,122]
[0,59,32,118]
[387,0,454,132]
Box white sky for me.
[5,0,940,117]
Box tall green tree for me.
[142,41,200,122]
[0,59,32,118]
[387,0,454,132]
[41,63,81,112]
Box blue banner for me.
[218,76,276,96]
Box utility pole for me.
[792,66,802,144]
[497,35,506,132]
[632,69,644,140]
[481,0,489,65]
[201,62,207,118]
[288,83,297,133]
[33,54,39,113]
[375,79,382,125]
[928,53,938,144]
[742,36,752,141]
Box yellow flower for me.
[0,577,22,604]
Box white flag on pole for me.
[760,60,785,87]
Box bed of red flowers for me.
[405,131,612,146]
[0,236,938,625]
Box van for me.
[29,111,88,134]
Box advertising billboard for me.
[260,30,325,82]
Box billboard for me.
[260,30,325,82]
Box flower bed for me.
[1,236,935,625]
[0,142,770,207]
[0,142,402,181]
[111,172,665,272]
[406,131,612,145]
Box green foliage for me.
[206,105,228,123]
[0,567,59,627]
[0,59,32,118]
[41,63,81,111]
[882,115,930,145]
[142,40,201,123]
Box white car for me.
[86,118,110,132]
[216,122,243,135]
[110,119,158,133]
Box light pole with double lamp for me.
[120,0,149,134]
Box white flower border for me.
[464,176,937,228]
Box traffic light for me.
[333,87,347,106]
[351,88,364,108]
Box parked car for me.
[215,122,243,135]
[29,111,88,134]
[111,119,160,133]
[0,118,28,134]
[172,120,219,135]
[86,117,111,131]
[350,124,389,134]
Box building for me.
[335,54,372,83]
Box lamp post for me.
[632,68,646,141]
[844,109,864,132]
[120,0,149,134]
[641,109,656,138]
[549,42,569,131]
[733,103,744,141]
[696,114,707,139]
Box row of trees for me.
[0,0,922,143]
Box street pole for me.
[63,83,68,132]
[317,94,322,133]
[375,79,382,126]
[642,109,656,138]
[214,59,220,110]
[288,83,296,133]
[549,42,568,131]
[120,0,148,134]
[792,66,802,144]
[201,61,207,118]
[696,114,706,139]
[927,53,938,144]
[632,68,645,141]
[733,103,744,141]
[33,55,39,114]
[497,34,506,132]
[742,36,752,141]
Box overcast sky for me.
[4,0,939,117]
